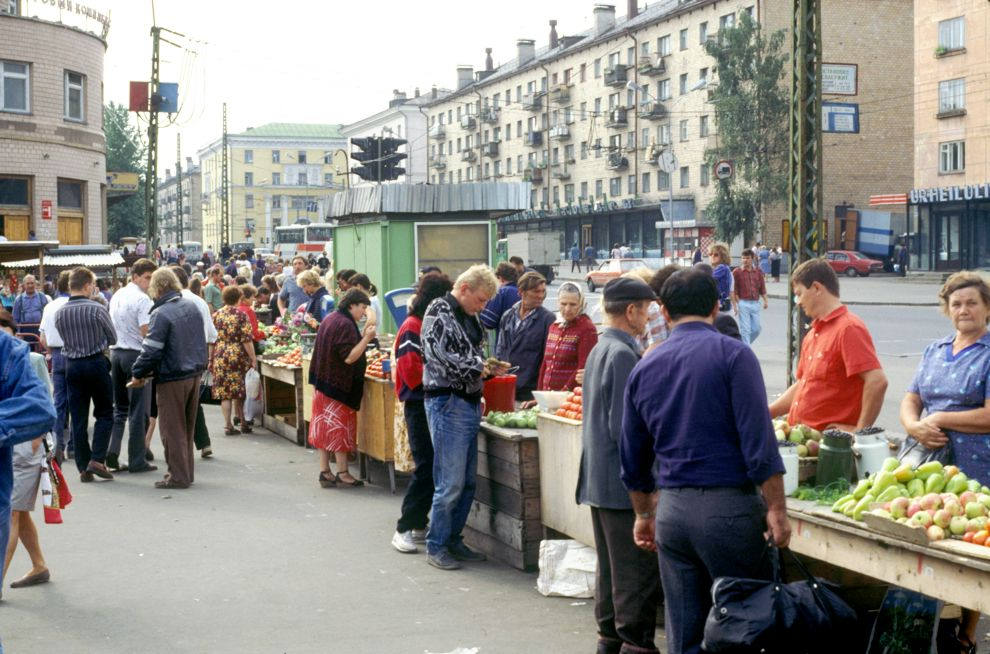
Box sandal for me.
[335,472,364,487]
[318,471,336,488]
[224,427,240,436]
[241,424,253,434]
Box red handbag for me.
[42,438,72,509]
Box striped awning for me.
[869,193,908,207]
[1,252,125,269]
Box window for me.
[323,153,333,164]
[298,172,308,185]
[505,123,511,140]
[594,138,603,158]
[244,172,253,187]
[641,128,650,148]
[245,194,254,209]
[608,52,620,69]
[494,160,501,177]
[580,101,587,121]
[627,47,636,66]
[939,140,965,173]
[552,186,560,205]
[595,179,604,197]
[0,61,29,112]
[580,141,589,160]
[272,195,281,209]
[610,177,622,196]
[272,172,281,185]
[595,57,602,77]
[679,119,689,141]
[680,28,688,51]
[564,144,575,162]
[658,124,670,145]
[658,170,670,191]
[938,78,965,113]
[594,97,603,116]
[658,35,671,56]
[324,173,333,185]
[700,164,710,186]
[628,175,637,195]
[680,73,688,95]
[642,172,651,193]
[938,17,965,51]
[700,115,710,137]
[699,67,709,84]
[641,42,650,56]
[626,131,635,149]
[680,166,690,188]
[580,63,586,82]
[272,150,280,163]
[720,13,735,30]
[579,181,588,199]
[626,88,635,107]
[744,6,754,17]
[244,150,253,164]
[658,79,671,100]
[609,134,622,150]
[64,71,84,121]
[699,22,708,43]
[297,151,307,164]
[57,179,83,208]
[0,176,29,205]
[609,93,620,110]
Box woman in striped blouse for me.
[537,282,598,392]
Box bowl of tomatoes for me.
[554,387,583,422]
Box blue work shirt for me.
[480,282,520,332]
[570,246,581,261]
[620,321,784,492]
[908,331,990,482]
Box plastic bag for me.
[393,398,415,473]
[536,539,597,598]
[245,368,261,400]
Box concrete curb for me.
[767,293,939,307]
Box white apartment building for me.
[157,158,202,246]
[340,88,451,186]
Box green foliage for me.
[703,12,789,244]
[103,102,147,243]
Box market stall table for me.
[535,413,594,547]
[463,422,542,571]
[259,360,306,446]
[356,375,398,493]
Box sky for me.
[75,0,614,171]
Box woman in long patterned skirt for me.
[211,286,256,435]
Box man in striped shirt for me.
[55,267,118,482]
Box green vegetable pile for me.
[791,480,856,505]
[485,409,538,430]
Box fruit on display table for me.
[275,347,302,366]
[486,408,539,430]
[366,350,390,380]
[554,387,583,421]
[773,419,822,457]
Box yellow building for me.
[197,123,347,250]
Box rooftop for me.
[235,123,345,139]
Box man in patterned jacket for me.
[420,264,508,571]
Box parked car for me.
[826,250,883,277]
[585,258,650,291]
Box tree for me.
[703,12,788,245]
[104,102,147,243]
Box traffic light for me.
[380,137,408,181]
[350,137,380,181]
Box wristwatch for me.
[636,510,656,519]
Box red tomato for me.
[573,387,582,395]
[963,531,975,543]
[973,530,989,546]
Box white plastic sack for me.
[536,539,597,598]
[245,368,261,400]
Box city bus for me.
[275,223,334,259]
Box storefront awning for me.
[1,252,125,269]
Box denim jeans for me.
[0,444,11,588]
[109,348,151,469]
[50,348,70,452]
[425,394,481,555]
[737,300,762,345]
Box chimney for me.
[627,0,638,20]
[389,89,408,107]
[431,86,438,99]
[456,66,474,90]
[165,168,172,179]
[517,39,535,64]
[414,87,421,98]
[485,48,494,71]
[186,156,193,169]
[593,4,616,34]
[549,20,559,48]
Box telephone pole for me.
[221,103,230,247]
[176,133,183,248]
[145,26,161,250]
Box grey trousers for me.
[157,376,200,487]
[590,506,662,654]
[109,348,151,469]
[656,487,772,654]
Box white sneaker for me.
[410,529,427,544]
[391,530,418,553]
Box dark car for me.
[826,250,884,277]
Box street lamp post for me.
[627,78,707,264]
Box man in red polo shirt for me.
[769,258,888,432]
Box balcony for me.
[523,167,545,184]
[551,164,570,180]
[430,155,447,169]
[461,149,477,162]
[606,107,628,128]
[638,55,667,77]
[606,153,629,171]
[525,131,544,147]
[460,115,477,130]
[522,91,546,111]
[550,84,571,104]
[480,107,500,124]
[481,141,500,157]
[641,102,668,121]
[644,144,661,165]
[549,124,571,140]
[604,65,628,87]
[429,124,446,139]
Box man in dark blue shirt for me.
[620,269,790,654]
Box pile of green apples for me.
[773,420,823,457]
[831,458,990,542]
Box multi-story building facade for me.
[340,88,451,186]
[157,158,202,246]
[197,123,347,249]
[0,2,107,244]
[907,0,990,272]
[423,0,913,262]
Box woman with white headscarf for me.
[537,281,598,391]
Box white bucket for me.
[779,444,799,495]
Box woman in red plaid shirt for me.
[537,282,598,391]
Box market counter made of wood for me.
[535,412,594,547]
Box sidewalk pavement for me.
[555,261,941,306]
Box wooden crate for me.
[356,377,395,463]
[464,423,542,571]
[301,355,313,424]
[259,362,306,446]
[535,413,594,547]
